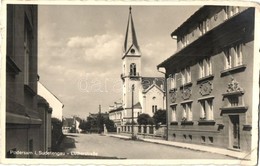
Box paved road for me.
[64,133,233,159]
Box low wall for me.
[118,125,166,139]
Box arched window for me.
[130,63,136,76]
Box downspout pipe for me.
[157,67,168,141]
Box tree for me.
[79,120,91,132]
[153,109,166,128]
[104,118,116,132]
[51,118,63,151]
[137,113,154,125]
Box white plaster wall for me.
[38,82,63,120]
[143,86,165,117]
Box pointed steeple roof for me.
[123,6,140,53]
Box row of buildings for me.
[109,6,258,155]
[5,5,63,158]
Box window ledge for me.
[220,106,248,111]
[6,56,21,75]
[222,91,244,96]
[170,121,178,125]
[180,82,192,89]
[220,106,248,114]
[169,88,178,92]
[24,85,37,96]
[220,64,246,77]
[198,120,216,126]
[170,103,178,107]
[197,74,214,83]
[181,121,194,125]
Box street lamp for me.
[131,84,135,140]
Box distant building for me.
[62,116,82,134]
[62,118,74,133]
[109,7,166,131]
[158,6,256,154]
[38,82,64,121]
[6,5,48,158]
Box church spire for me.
[123,6,139,53]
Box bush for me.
[153,109,166,129]
[137,113,154,125]
[104,118,116,132]
[51,118,63,151]
[153,109,166,125]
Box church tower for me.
[121,7,142,120]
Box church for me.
[109,7,166,131]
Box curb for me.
[107,134,250,160]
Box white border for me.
[0,0,259,165]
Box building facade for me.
[109,7,166,131]
[38,82,64,121]
[158,6,257,154]
[6,5,43,158]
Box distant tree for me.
[153,109,166,128]
[79,120,91,132]
[137,113,154,125]
[104,118,116,132]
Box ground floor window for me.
[199,99,214,120]
[181,102,192,121]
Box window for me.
[199,99,214,120]
[168,74,176,89]
[199,19,209,35]
[225,6,240,19]
[228,96,239,107]
[201,136,206,143]
[209,137,214,144]
[224,44,243,70]
[182,102,192,121]
[229,6,240,17]
[199,61,205,78]
[152,105,157,113]
[234,44,242,66]
[199,57,212,78]
[224,48,232,69]
[181,35,188,48]
[171,105,177,122]
[130,63,136,76]
[181,67,191,85]
[24,17,33,85]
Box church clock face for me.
[130,49,135,54]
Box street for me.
[63,133,233,159]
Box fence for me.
[118,125,166,139]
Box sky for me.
[38,5,201,119]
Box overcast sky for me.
[38,5,200,118]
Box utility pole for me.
[131,84,135,140]
[98,104,101,133]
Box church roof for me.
[141,77,165,91]
[109,106,124,113]
[123,6,139,53]
[133,102,142,109]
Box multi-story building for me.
[38,82,64,121]
[109,7,166,131]
[157,6,257,154]
[5,5,43,158]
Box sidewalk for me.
[107,134,251,160]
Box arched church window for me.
[130,63,136,76]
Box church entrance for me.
[229,115,240,149]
